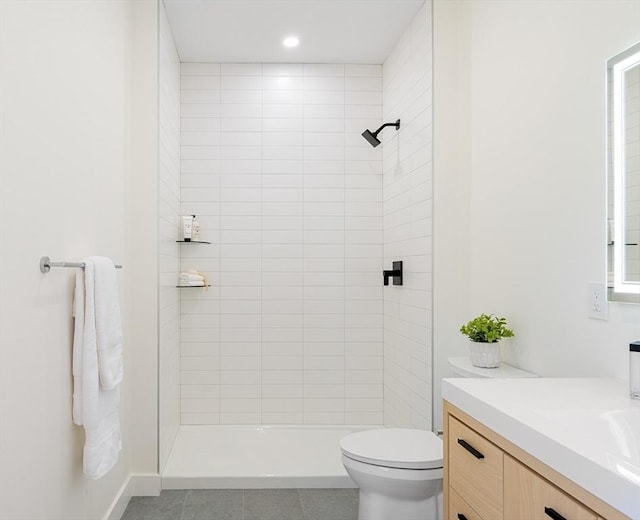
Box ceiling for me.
[162,0,426,64]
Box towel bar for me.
[40,256,123,273]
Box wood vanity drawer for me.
[448,415,504,520]
[449,487,485,520]
[505,455,598,520]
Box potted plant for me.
[460,314,514,368]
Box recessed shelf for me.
[176,284,211,288]
[176,240,212,244]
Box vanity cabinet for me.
[444,401,629,520]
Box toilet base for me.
[357,479,442,520]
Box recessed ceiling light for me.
[283,36,300,48]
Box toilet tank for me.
[447,356,537,378]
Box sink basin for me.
[535,408,640,485]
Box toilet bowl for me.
[340,428,443,520]
[340,359,535,520]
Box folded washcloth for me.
[187,280,205,286]
[179,272,205,285]
[179,272,204,282]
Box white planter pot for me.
[469,341,501,368]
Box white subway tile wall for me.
[158,5,181,469]
[179,62,384,425]
[382,2,433,430]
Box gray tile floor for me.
[121,489,359,520]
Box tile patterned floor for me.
[121,488,359,520]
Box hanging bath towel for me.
[72,257,123,479]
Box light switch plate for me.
[588,282,608,320]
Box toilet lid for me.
[340,429,443,470]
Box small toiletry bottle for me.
[192,215,200,241]
[631,341,640,399]
[182,215,193,241]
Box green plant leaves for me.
[460,313,514,343]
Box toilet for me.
[340,428,443,520]
[340,357,537,520]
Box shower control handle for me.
[457,515,468,520]
[457,438,484,459]
[383,261,403,286]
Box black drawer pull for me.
[457,438,485,459]
[457,514,468,520]
[544,507,567,520]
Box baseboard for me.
[103,474,161,520]
[103,476,131,520]
[162,474,356,490]
[129,474,162,496]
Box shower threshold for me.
[162,424,373,489]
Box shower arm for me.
[371,119,401,138]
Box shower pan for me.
[162,425,366,488]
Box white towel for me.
[72,257,122,479]
[179,272,204,284]
[92,257,123,390]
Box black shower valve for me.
[383,261,403,286]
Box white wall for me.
[178,63,384,425]
[0,1,134,518]
[128,0,160,479]
[158,1,181,472]
[433,0,640,430]
[432,0,471,432]
[382,1,434,430]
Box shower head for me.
[361,119,401,148]
[362,129,381,148]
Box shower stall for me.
[157,0,434,488]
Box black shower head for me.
[361,119,401,148]
[361,129,381,148]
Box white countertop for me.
[442,377,640,519]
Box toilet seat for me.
[340,428,443,470]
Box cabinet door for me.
[448,416,504,520]
[504,455,598,520]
